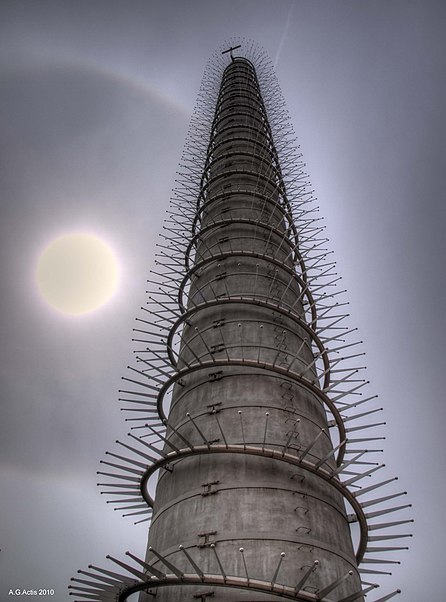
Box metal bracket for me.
[197,530,217,548]
[201,481,220,496]
[209,370,224,382]
[210,343,225,355]
[207,402,222,414]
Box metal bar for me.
[238,410,246,450]
[148,546,183,578]
[294,560,319,593]
[262,412,269,451]
[179,545,204,578]
[239,547,250,583]
[186,412,210,448]
[210,543,227,579]
[213,411,229,448]
[373,591,402,602]
[299,429,325,461]
[125,551,166,580]
[316,570,353,600]
[337,584,378,602]
[270,552,285,587]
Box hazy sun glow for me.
[36,233,119,315]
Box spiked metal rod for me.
[71,41,411,602]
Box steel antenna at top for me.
[222,44,242,61]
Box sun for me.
[36,233,119,315]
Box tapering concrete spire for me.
[140,55,361,601]
[70,44,411,602]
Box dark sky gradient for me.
[1,1,445,600]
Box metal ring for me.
[155,359,343,456]
[206,149,280,179]
[177,249,317,327]
[185,217,296,269]
[207,133,277,164]
[166,297,329,386]
[139,443,367,563]
[192,187,292,234]
[117,572,321,602]
[191,186,306,281]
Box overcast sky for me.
[1,1,445,600]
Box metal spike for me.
[362,557,400,564]
[368,533,413,541]
[238,410,246,449]
[210,543,227,580]
[86,563,136,585]
[76,569,123,587]
[373,591,402,601]
[186,412,210,448]
[144,424,180,452]
[164,419,194,450]
[315,438,346,470]
[361,491,407,508]
[68,584,116,599]
[125,551,166,580]
[213,411,229,448]
[262,411,270,451]
[294,560,319,593]
[179,545,204,578]
[97,472,139,482]
[299,429,325,461]
[354,477,399,497]
[282,419,300,456]
[271,552,285,587]
[114,438,158,464]
[366,546,409,552]
[365,503,412,519]
[148,546,183,578]
[128,432,167,458]
[369,519,414,531]
[358,568,392,575]
[330,451,367,478]
[316,570,352,600]
[69,576,115,591]
[338,583,379,602]
[105,555,147,580]
[343,464,385,486]
[134,515,152,525]
[239,547,250,582]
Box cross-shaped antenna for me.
[222,44,242,61]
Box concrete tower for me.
[71,45,411,602]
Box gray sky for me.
[1,1,445,600]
